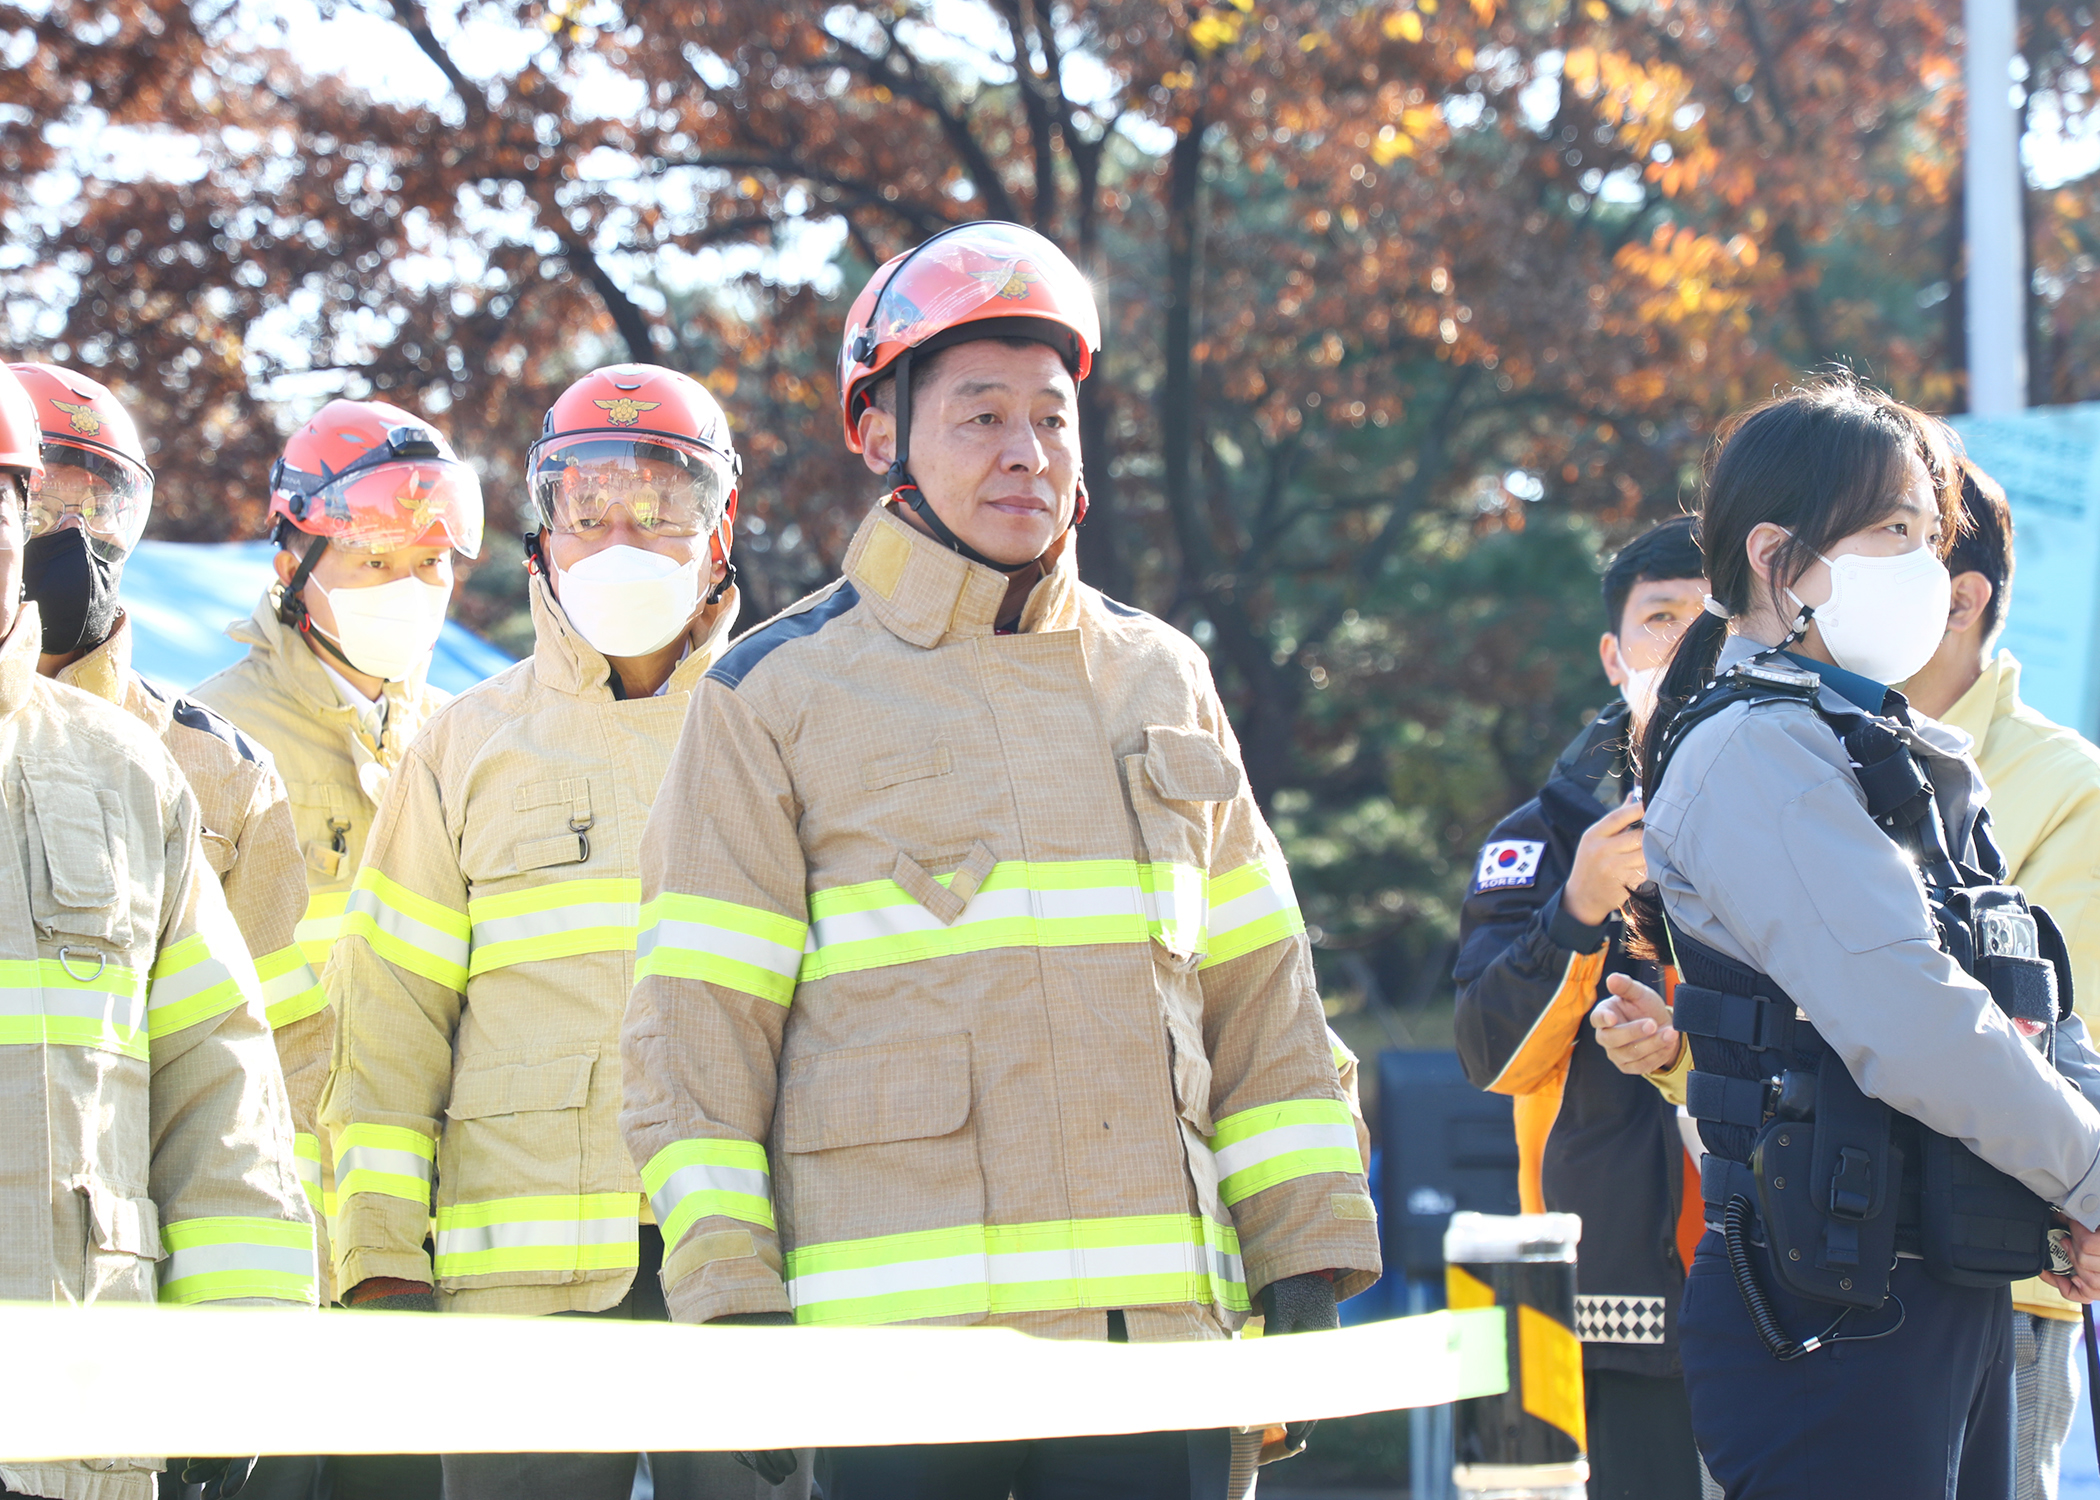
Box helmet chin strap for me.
[276,528,370,678]
[885,348,1076,576]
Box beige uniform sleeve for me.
[622,682,804,1324]
[1998,774,2100,1033]
[319,745,467,1294]
[150,786,318,1307]
[1194,691,1383,1303]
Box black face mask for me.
[22,527,122,657]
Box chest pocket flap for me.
[19,758,131,946]
[447,1052,596,1120]
[514,777,594,873]
[1144,727,1242,804]
[779,1033,971,1153]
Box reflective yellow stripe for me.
[1198,856,1306,970]
[256,944,325,1030]
[783,1213,1248,1327]
[296,891,349,969]
[0,957,150,1058]
[147,932,251,1038]
[635,895,807,1007]
[159,1216,316,1304]
[292,1132,325,1218]
[641,1139,774,1243]
[432,1193,642,1279]
[799,860,1204,983]
[1210,1098,1362,1206]
[344,868,470,991]
[333,1122,435,1206]
[466,878,640,977]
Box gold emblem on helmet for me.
[972,262,1041,300]
[50,399,103,437]
[593,397,662,426]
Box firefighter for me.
[318,365,807,1500]
[0,364,315,1500]
[620,220,1381,1500]
[190,396,480,1500]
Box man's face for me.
[858,341,1081,568]
[1603,575,1707,682]
[543,455,705,583]
[275,540,454,641]
[0,475,25,643]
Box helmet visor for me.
[860,222,1103,360]
[530,437,733,538]
[278,458,485,558]
[28,444,153,551]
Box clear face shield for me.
[27,443,153,556]
[529,437,733,540]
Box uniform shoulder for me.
[1085,588,1213,671]
[30,676,184,783]
[707,577,862,693]
[134,676,275,771]
[407,656,533,759]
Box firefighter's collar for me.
[0,602,44,719]
[848,504,1040,648]
[52,609,132,708]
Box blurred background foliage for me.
[5,0,2100,1051]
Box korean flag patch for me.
[1474,839,1545,892]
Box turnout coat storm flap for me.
[620,506,1381,1337]
[0,605,316,1500]
[320,576,738,1314]
[57,611,334,1295]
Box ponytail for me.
[1635,605,1728,797]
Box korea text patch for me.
[1474,839,1545,892]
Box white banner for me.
[0,1304,1504,1459]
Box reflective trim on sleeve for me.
[332,1122,436,1206]
[292,1132,325,1218]
[432,1194,642,1280]
[256,944,326,1030]
[641,1139,775,1243]
[147,932,252,1038]
[1198,857,1307,970]
[344,868,471,991]
[159,1216,317,1305]
[635,895,808,1007]
[783,1213,1247,1327]
[1210,1098,1363,1206]
[1140,861,1209,956]
[0,958,150,1058]
[467,878,641,977]
[295,890,349,969]
[800,860,1200,983]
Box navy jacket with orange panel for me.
[1452,700,1694,1379]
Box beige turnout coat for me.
[320,577,738,1314]
[0,605,315,1500]
[621,507,1382,1337]
[58,612,333,1292]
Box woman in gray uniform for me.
[1634,376,2100,1500]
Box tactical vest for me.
[1649,654,2072,1339]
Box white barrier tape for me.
[0,1303,1504,1458]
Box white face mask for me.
[1786,544,1951,685]
[553,544,702,658]
[1612,640,1660,719]
[317,575,450,682]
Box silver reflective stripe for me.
[0,985,147,1030]
[434,1215,637,1258]
[807,885,1143,951]
[336,1145,434,1184]
[638,919,804,982]
[346,887,470,972]
[161,1242,316,1282]
[1209,877,1295,936]
[146,954,236,1015]
[260,964,318,1006]
[472,900,639,949]
[293,1155,322,1190]
[1212,1121,1362,1180]
[787,1238,1236,1310]
[648,1160,773,1223]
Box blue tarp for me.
[118,540,514,696]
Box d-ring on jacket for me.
[621,506,1382,1336]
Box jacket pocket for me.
[863,743,953,792]
[440,1050,595,1225]
[513,778,595,873]
[1123,727,1241,962]
[776,1033,982,1249]
[19,758,134,950]
[72,1179,162,1305]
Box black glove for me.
[1261,1272,1340,1459]
[710,1310,795,1326]
[733,1449,802,1486]
[179,1457,257,1499]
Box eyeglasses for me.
[27,446,154,551]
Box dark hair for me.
[1602,515,1705,634]
[1945,457,2013,641]
[1634,374,1959,797]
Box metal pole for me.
[1964,0,2026,414]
